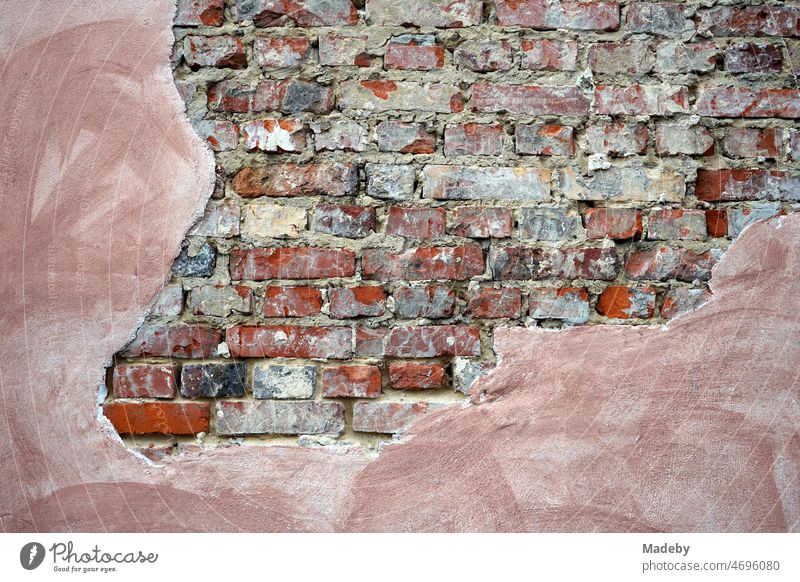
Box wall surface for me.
[1,0,799,532]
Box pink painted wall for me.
[0,0,797,532]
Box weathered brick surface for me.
[109,0,800,447]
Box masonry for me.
[103,0,800,453]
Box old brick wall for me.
[104,0,800,453]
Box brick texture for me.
[106,0,798,448]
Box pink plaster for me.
[1,1,798,532]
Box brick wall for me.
[105,0,800,455]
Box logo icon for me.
[20,542,46,570]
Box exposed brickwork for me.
[106,0,799,448]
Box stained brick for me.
[584,208,643,240]
[183,35,246,69]
[695,88,800,118]
[322,365,382,398]
[490,245,618,281]
[584,123,648,156]
[328,286,387,318]
[376,121,436,154]
[444,124,505,156]
[394,286,457,319]
[240,201,306,239]
[253,36,313,68]
[150,284,184,318]
[172,243,216,277]
[596,286,656,319]
[594,85,689,116]
[226,325,353,358]
[727,203,782,238]
[529,288,589,323]
[388,362,447,390]
[588,42,654,75]
[383,325,481,357]
[366,164,416,201]
[724,43,783,74]
[180,363,247,398]
[471,83,589,115]
[647,209,707,241]
[661,288,711,319]
[318,34,370,66]
[241,119,306,152]
[517,207,584,241]
[311,119,368,152]
[189,200,240,237]
[454,39,514,72]
[384,35,444,70]
[447,207,513,239]
[695,169,800,202]
[192,120,239,151]
[263,286,323,317]
[423,165,551,201]
[520,39,577,71]
[696,6,800,37]
[625,247,714,282]
[353,401,447,433]
[516,124,574,156]
[560,166,685,203]
[627,2,692,37]
[313,204,376,239]
[230,247,356,280]
[467,287,522,318]
[231,0,358,26]
[120,324,221,358]
[232,163,357,198]
[113,364,178,399]
[253,364,316,399]
[386,207,446,240]
[338,81,463,113]
[722,128,782,159]
[367,0,483,28]
[188,285,253,317]
[654,42,717,74]
[495,1,620,31]
[362,246,484,281]
[175,0,224,26]
[655,125,714,156]
[216,401,345,435]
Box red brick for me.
[467,288,522,318]
[529,288,590,323]
[627,2,690,37]
[183,35,246,69]
[471,83,589,115]
[328,286,386,318]
[226,325,352,358]
[112,364,178,399]
[520,39,578,71]
[384,325,481,357]
[253,36,312,68]
[706,210,729,238]
[386,207,446,239]
[384,35,444,70]
[454,39,514,72]
[594,85,689,116]
[355,326,391,357]
[696,6,800,37]
[588,42,654,75]
[175,0,224,26]
[322,365,382,398]
[230,0,358,26]
[388,362,447,390]
[120,324,221,358]
[444,123,505,156]
[647,209,707,241]
[230,247,356,280]
[584,123,648,155]
[394,286,457,319]
[103,402,209,436]
[722,128,782,159]
[724,43,783,73]
[362,246,484,281]
[695,87,800,118]
[695,169,800,202]
[596,286,656,319]
[489,246,619,280]
[661,288,711,319]
[241,119,306,152]
[376,121,436,154]
[495,1,620,31]
[584,208,643,240]
[515,124,574,156]
[313,205,376,239]
[447,207,513,239]
[625,247,714,282]
[232,163,357,198]
[263,286,323,317]
[353,401,446,434]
